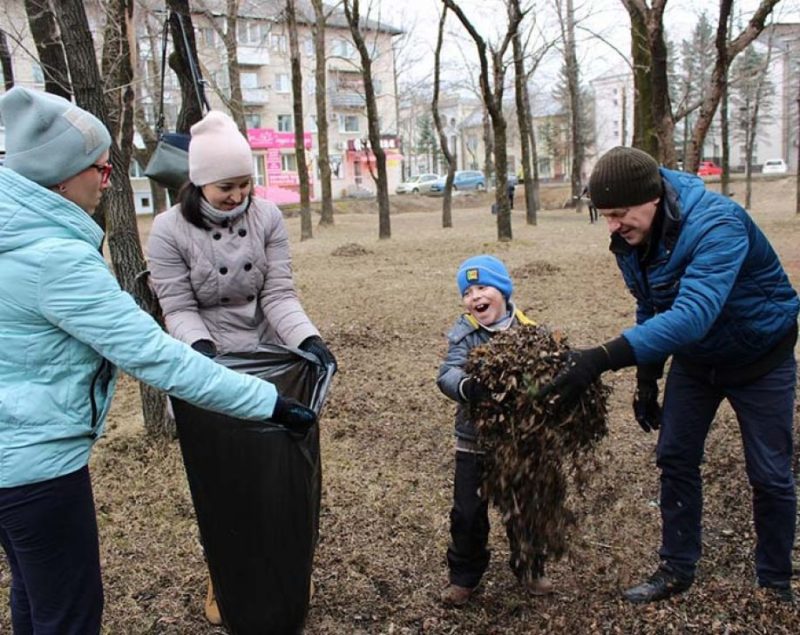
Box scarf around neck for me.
[200,197,250,227]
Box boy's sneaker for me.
[623,564,693,603]
[440,584,476,607]
[522,575,554,596]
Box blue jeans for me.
[656,356,796,587]
[0,466,103,634]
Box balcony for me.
[330,91,365,108]
[242,88,269,105]
[237,46,270,66]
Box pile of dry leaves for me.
[466,325,609,571]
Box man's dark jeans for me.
[656,356,796,588]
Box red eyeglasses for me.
[90,162,113,185]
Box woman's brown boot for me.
[205,576,222,625]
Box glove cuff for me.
[637,362,665,382]
[601,336,636,371]
[457,377,470,402]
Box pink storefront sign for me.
[247,128,312,150]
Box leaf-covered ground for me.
[2,179,799,633]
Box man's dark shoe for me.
[623,565,693,604]
[758,584,794,604]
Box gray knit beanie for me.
[0,86,111,187]
[588,146,663,210]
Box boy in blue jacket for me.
[436,255,552,606]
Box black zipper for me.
[88,359,111,438]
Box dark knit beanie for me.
[588,146,663,209]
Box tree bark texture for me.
[444,0,521,242]
[511,8,536,225]
[53,0,170,438]
[287,0,313,240]
[343,0,391,239]
[0,29,15,90]
[311,0,335,225]
[166,0,205,134]
[23,0,71,99]
[432,6,455,228]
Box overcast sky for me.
[374,0,800,90]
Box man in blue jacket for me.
[541,147,798,604]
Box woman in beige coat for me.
[146,111,335,624]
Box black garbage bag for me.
[172,345,332,635]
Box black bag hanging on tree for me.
[144,14,210,191]
[172,346,333,635]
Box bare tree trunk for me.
[23,0,71,99]
[720,82,730,196]
[558,0,583,211]
[166,1,205,134]
[523,74,542,221]
[432,6,455,228]
[444,0,522,242]
[796,74,800,215]
[686,0,778,172]
[625,2,658,157]
[311,0,334,225]
[343,0,390,239]
[511,4,536,225]
[0,29,15,90]
[286,0,313,240]
[223,0,247,134]
[482,105,494,185]
[53,0,171,437]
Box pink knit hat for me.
[189,111,253,186]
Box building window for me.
[240,72,259,90]
[253,155,266,185]
[304,37,315,57]
[305,77,316,95]
[333,38,357,60]
[339,114,360,133]
[277,114,294,132]
[281,153,297,171]
[199,27,216,47]
[275,73,290,93]
[129,160,144,178]
[238,20,268,46]
[307,115,318,132]
[372,78,382,94]
[270,33,287,53]
[245,113,262,129]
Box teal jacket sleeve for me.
[37,241,278,420]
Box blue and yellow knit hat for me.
[456,255,513,299]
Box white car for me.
[396,173,440,195]
[762,158,788,175]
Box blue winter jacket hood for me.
[615,168,799,367]
[0,168,279,487]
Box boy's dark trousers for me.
[0,466,103,634]
[448,450,542,588]
[657,356,796,588]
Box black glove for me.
[632,363,664,432]
[633,379,661,432]
[299,336,337,373]
[191,339,217,358]
[539,337,636,405]
[271,396,318,435]
[459,376,491,403]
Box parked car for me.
[762,158,788,175]
[427,170,486,195]
[395,173,441,195]
[697,160,722,177]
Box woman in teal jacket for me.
[0,88,315,634]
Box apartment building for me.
[0,0,403,209]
